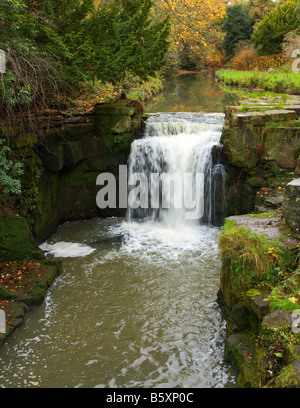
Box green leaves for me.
[222,2,255,60]
[0,139,24,195]
[252,0,300,55]
[27,0,171,85]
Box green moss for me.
[219,221,291,297]
[0,214,43,261]
[293,147,300,160]
[248,212,275,218]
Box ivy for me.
[0,139,23,195]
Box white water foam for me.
[128,112,225,225]
[39,241,96,258]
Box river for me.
[0,73,239,388]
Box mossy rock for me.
[266,362,300,388]
[10,133,37,149]
[94,103,136,137]
[17,264,60,305]
[0,214,44,261]
[225,332,259,387]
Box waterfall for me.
[127,112,225,226]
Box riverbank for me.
[216,70,300,95]
[217,91,300,387]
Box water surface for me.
[0,219,236,388]
[146,73,239,113]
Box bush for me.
[206,53,227,72]
[256,53,290,71]
[231,49,258,71]
[0,139,23,196]
[252,0,299,55]
[230,50,289,72]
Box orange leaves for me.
[0,260,42,296]
[157,0,227,58]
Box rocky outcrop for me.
[23,102,145,243]
[0,214,44,261]
[218,216,300,388]
[221,97,300,217]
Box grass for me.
[216,70,300,95]
[219,220,297,295]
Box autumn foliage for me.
[231,50,290,71]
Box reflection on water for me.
[0,219,237,388]
[146,73,239,113]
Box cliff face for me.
[0,102,144,250]
[220,97,300,218]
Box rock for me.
[261,309,292,332]
[265,196,284,207]
[94,103,136,137]
[263,127,300,170]
[0,301,29,347]
[39,144,65,171]
[282,178,300,240]
[225,214,283,240]
[225,333,259,388]
[243,289,270,331]
[0,214,44,261]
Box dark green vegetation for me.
[221,2,255,60]
[221,0,299,60]
[0,0,170,132]
[252,0,300,55]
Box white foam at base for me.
[39,241,96,258]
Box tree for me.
[252,0,300,55]
[222,2,255,60]
[0,0,171,124]
[154,0,227,70]
[30,0,171,84]
[249,0,280,26]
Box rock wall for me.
[220,100,300,217]
[17,102,145,244]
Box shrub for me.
[0,139,23,196]
[206,53,227,72]
[231,49,258,71]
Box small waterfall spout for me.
[127,112,225,226]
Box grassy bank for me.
[219,218,300,388]
[216,70,300,95]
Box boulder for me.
[0,214,44,261]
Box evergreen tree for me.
[29,0,171,84]
[222,3,255,60]
[252,0,300,55]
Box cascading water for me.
[127,112,226,226]
[0,111,236,388]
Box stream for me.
[0,73,240,388]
